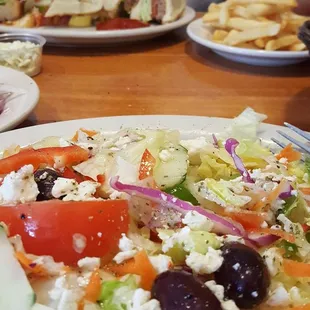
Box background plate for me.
[0,7,195,46]
[0,66,39,132]
[187,18,310,67]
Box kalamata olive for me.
[34,169,61,201]
[151,270,221,310]
[214,242,270,309]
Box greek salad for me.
[0,108,310,310]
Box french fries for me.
[202,0,308,51]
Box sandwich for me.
[0,0,186,28]
[0,0,35,22]
[124,0,186,24]
[43,0,123,27]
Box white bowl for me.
[187,18,310,67]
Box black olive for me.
[151,270,221,310]
[214,242,270,309]
[34,169,61,201]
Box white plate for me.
[0,115,295,149]
[0,66,39,132]
[0,7,195,46]
[187,18,310,67]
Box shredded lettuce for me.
[286,195,309,224]
[227,107,267,141]
[236,140,271,168]
[197,140,270,182]
[98,275,138,310]
[288,161,309,185]
[198,155,238,181]
[195,179,251,208]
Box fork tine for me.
[271,137,287,149]
[277,130,310,154]
[284,122,310,142]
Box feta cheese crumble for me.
[182,211,214,232]
[0,164,39,205]
[267,285,290,307]
[262,248,283,277]
[77,257,100,272]
[205,280,239,310]
[129,288,161,310]
[149,255,173,274]
[113,234,139,264]
[185,248,223,274]
[52,178,100,201]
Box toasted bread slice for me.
[0,0,23,22]
[0,0,35,22]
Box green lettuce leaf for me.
[227,107,267,141]
[198,155,238,181]
[98,275,138,310]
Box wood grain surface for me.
[21,24,310,131]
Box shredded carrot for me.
[283,259,310,278]
[105,250,157,291]
[15,252,47,276]
[97,174,106,185]
[301,188,310,195]
[77,299,85,310]
[276,144,301,162]
[250,228,295,243]
[251,180,287,211]
[72,128,98,142]
[84,268,101,303]
[225,210,266,230]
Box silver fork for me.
[271,122,310,155]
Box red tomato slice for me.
[0,200,129,266]
[139,149,156,180]
[96,18,150,31]
[0,146,89,175]
[62,167,85,183]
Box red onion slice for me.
[247,232,280,247]
[279,184,293,200]
[225,138,254,183]
[110,177,245,237]
[212,134,219,148]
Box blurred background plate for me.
[0,66,39,132]
[187,18,310,67]
[0,7,195,46]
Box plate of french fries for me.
[187,0,310,66]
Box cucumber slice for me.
[0,225,35,310]
[165,183,198,205]
[154,145,188,189]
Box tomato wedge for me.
[0,200,129,265]
[0,146,89,175]
[139,149,156,180]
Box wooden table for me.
[21,25,310,131]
